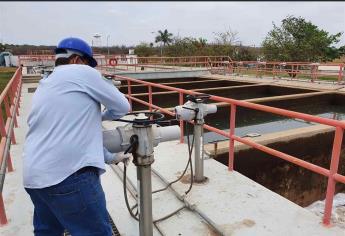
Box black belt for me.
[75,166,98,175]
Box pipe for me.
[137,165,153,236]
[151,168,226,236]
[194,124,204,182]
[111,164,225,235]
[110,165,165,236]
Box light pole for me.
[93,33,101,53]
[106,35,110,56]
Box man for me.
[23,37,130,236]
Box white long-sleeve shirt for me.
[23,64,130,188]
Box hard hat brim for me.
[86,56,98,68]
[55,48,97,67]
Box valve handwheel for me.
[115,112,165,125]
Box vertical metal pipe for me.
[228,104,236,171]
[137,165,153,236]
[179,92,184,143]
[194,123,204,182]
[323,126,343,225]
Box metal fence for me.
[0,67,22,226]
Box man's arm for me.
[103,147,131,165]
[80,68,130,120]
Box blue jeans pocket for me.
[49,188,86,215]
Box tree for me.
[196,38,207,48]
[135,43,157,57]
[213,27,240,46]
[0,43,5,52]
[155,29,173,56]
[262,16,343,62]
[155,29,173,46]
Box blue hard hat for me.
[55,37,97,67]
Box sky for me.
[0,1,344,47]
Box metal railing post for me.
[3,97,16,145]
[148,85,152,112]
[323,126,343,225]
[338,64,344,84]
[8,86,18,128]
[0,194,7,225]
[0,108,12,173]
[228,104,236,171]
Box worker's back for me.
[23,64,107,188]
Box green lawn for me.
[0,67,16,93]
[0,67,17,121]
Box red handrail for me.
[98,56,344,83]
[112,74,345,226]
[0,67,22,226]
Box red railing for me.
[18,55,55,67]
[217,61,345,83]
[19,54,344,83]
[111,74,345,226]
[97,55,232,73]
[0,67,22,226]
[98,56,344,83]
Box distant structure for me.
[0,51,18,67]
[92,33,102,47]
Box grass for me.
[0,67,17,93]
[0,67,17,122]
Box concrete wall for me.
[209,125,345,207]
[114,69,210,79]
[130,84,317,111]
[119,79,252,94]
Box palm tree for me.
[155,29,173,56]
[198,38,207,48]
[155,29,173,46]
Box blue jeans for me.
[25,167,112,236]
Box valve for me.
[103,121,180,157]
[174,94,217,183]
[175,94,217,122]
[102,112,181,236]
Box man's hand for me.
[105,152,132,165]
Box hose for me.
[123,164,139,221]
[118,115,198,232]
[184,121,194,195]
[152,120,194,194]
